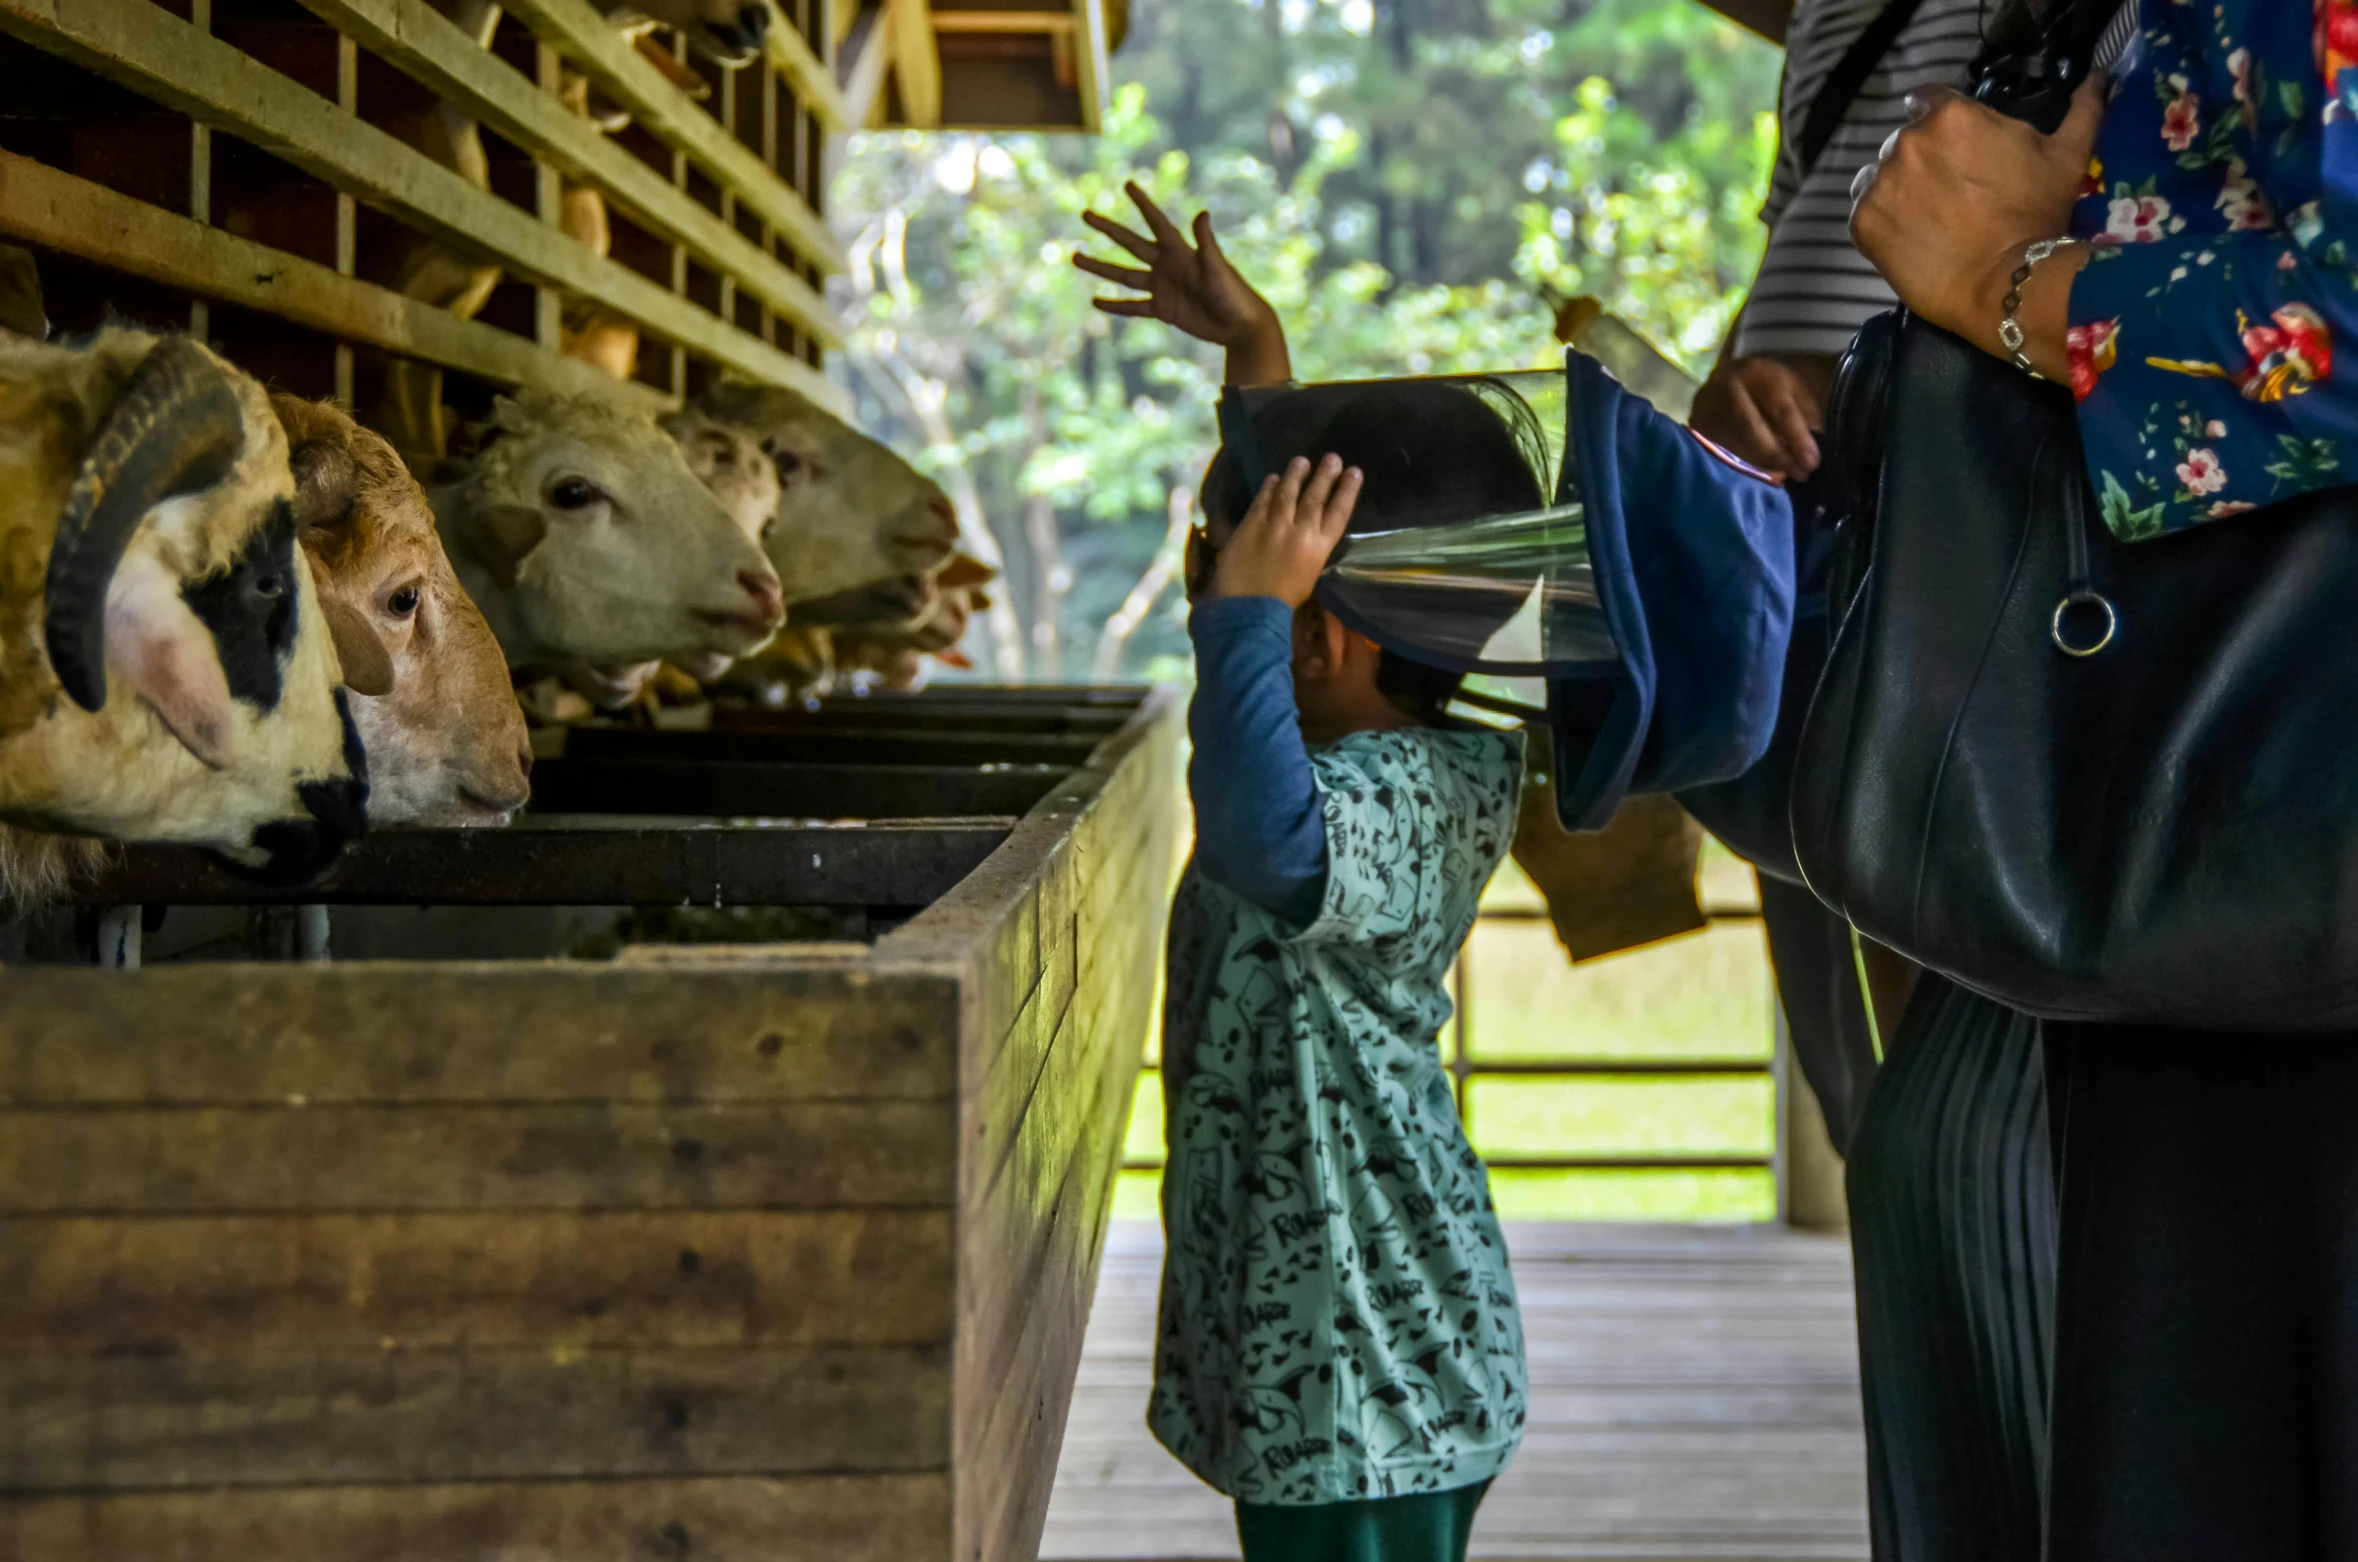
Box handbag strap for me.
[1794,0,1939,180]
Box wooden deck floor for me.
[1039,1221,1870,1562]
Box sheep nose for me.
[926,495,958,531]
[738,4,771,41]
[738,569,784,623]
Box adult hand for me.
[1074,183,1292,383]
[1850,79,2105,378]
[1208,454,1363,607]
[1692,356,1822,479]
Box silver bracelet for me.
[1999,237,2083,379]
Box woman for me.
[1854,4,2358,1551]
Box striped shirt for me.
[1734,0,2138,360]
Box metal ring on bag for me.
[2051,590,2118,657]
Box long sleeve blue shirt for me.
[1185,595,1327,928]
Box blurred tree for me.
[828,0,1780,682]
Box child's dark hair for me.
[1202,378,1546,723]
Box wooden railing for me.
[0,0,860,415]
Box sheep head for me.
[694,380,961,605]
[429,389,785,676]
[0,330,367,885]
[275,396,531,828]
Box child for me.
[1078,186,1529,1562]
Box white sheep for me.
[0,329,368,901]
[426,389,785,700]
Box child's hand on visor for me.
[1208,454,1362,608]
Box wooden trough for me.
[0,684,1181,1562]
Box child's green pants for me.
[1233,1479,1491,1562]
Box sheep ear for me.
[47,337,246,713]
[937,552,995,590]
[102,549,234,771]
[320,597,395,697]
[288,438,357,534]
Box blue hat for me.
[1550,350,1795,830]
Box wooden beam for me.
[766,10,853,133]
[0,0,837,403]
[883,0,941,129]
[1069,0,1109,132]
[0,148,674,416]
[926,9,1072,31]
[292,0,840,344]
[497,0,848,274]
[837,2,893,131]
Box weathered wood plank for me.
[0,149,671,415]
[2,1211,952,1354]
[290,0,840,340]
[0,0,834,399]
[0,1345,950,1489]
[0,1474,953,1562]
[0,1101,953,1213]
[497,0,846,273]
[883,0,941,127]
[0,965,958,1106]
[766,13,852,131]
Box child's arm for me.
[1074,183,1292,386]
[1186,455,1363,924]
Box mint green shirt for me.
[1151,725,1527,1505]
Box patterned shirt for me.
[2068,0,2358,538]
[1151,725,1527,1505]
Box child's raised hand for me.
[1208,454,1363,608]
[1075,184,1282,358]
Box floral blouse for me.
[2068,0,2358,538]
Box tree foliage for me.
[828,0,1780,681]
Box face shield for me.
[1213,370,1619,684]
[1209,351,1797,831]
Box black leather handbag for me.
[1791,307,2358,1032]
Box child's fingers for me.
[1127,182,1190,250]
[1091,297,1159,317]
[1193,211,1232,268]
[1267,455,1314,527]
[1082,209,1159,262]
[1317,465,1364,539]
[1292,454,1345,531]
[1072,253,1155,289]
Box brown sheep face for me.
[275,397,530,827]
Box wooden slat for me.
[837,1,894,130]
[884,0,942,128]
[0,149,671,415]
[1071,0,1111,132]
[0,0,834,402]
[496,0,848,274]
[0,1101,954,1213]
[291,0,840,344]
[0,1474,954,1562]
[0,965,959,1106]
[0,1345,950,1489]
[2,1211,951,1353]
[767,12,853,131]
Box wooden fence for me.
[0,0,866,422]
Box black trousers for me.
[2045,1026,2358,1561]
[1760,876,1882,1156]
[1847,974,2055,1562]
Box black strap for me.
[1793,0,1939,180]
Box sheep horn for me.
[44,338,247,712]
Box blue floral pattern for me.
[2068,0,2358,538]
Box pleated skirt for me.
[1846,974,2055,1562]
[2044,1025,2358,1561]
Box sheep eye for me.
[251,570,287,600]
[387,585,422,618]
[550,477,601,509]
[768,447,804,481]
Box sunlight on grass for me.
[1456,920,1773,1063]
[1465,1074,1774,1158]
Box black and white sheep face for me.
[690,382,963,607]
[599,0,773,64]
[432,391,786,672]
[0,331,367,886]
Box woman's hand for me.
[1692,356,1823,479]
[1075,183,1293,385]
[1850,81,2105,378]
[1208,455,1363,607]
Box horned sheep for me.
[274,397,532,825]
[0,330,368,901]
